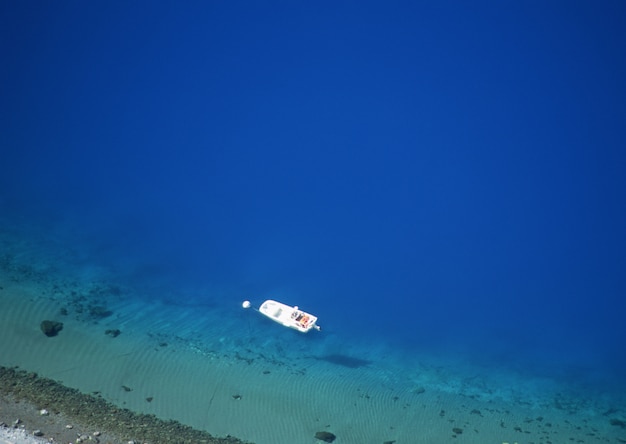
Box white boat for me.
[243,299,321,333]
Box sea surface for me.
[2,2,626,443]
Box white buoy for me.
[242,300,251,309]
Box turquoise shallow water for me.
[2,216,626,443]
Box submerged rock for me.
[105,329,121,338]
[315,431,336,443]
[40,320,63,337]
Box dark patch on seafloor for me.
[0,366,250,444]
[314,430,336,442]
[312,354,371,368]
[40,320,64,337]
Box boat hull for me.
[258,299,319,333]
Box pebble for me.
[33,429,44,436]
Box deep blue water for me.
[2,1,626,393]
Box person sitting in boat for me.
[291,307,301,320]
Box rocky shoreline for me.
[0,366,250,444]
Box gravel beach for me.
[0,366,249,444]
[0,393,122,444]
[0,426,46,444]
